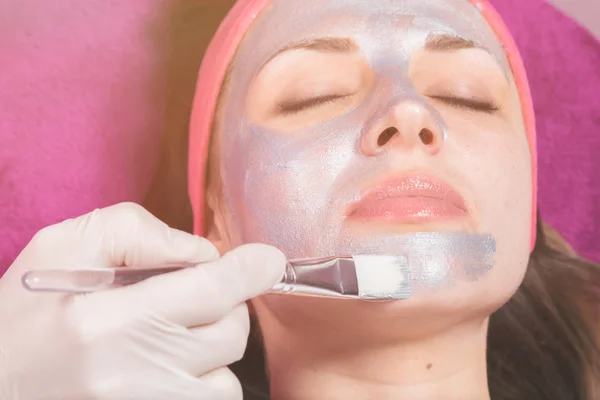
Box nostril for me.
[419,128,435,145]
[377,127,399,147]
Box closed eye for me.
[276,94,349,115]
[275,94,500,116]
[428,95,501,114]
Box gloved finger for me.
[109,371,240,400]
[195,368,243,400]
[91,243,285,327]
[141,369,242,400]
[130,304,250,375]
[9,203,219,276]
[185,303,250,375]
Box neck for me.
[255,302,491,400]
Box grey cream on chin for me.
[268,231,496,300]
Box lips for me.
[347,174,469,224]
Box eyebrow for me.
[259,34,489,72]
[424,34,484,52]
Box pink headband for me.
[188,0,538,249]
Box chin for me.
[257,273,510,341]
[254,216,524,340]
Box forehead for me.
[234,0,507,72]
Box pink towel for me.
[0,1,168,271]
[0,0,598,274]
[491,0,600,262]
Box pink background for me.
[0,0,599,273]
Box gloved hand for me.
[0,203,285,400]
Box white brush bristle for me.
[352,255,411,300]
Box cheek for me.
[223,134,341,250]
[446,115,532,296]
[472,134,531,236]
[443,112,532,230]
[244,147,332,211]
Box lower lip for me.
[348,197,467,223]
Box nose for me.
[360,99,446,157]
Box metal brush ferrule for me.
[269,256,360,299]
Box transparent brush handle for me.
[22,266,189,293]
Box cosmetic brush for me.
[21,254,411,301]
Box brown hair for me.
[144,4,600,398]
[486,219,600,400]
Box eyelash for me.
[428,95,501,114]
[275,94,501,116]
[276,94,345,115]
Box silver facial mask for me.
[219,0,507,288]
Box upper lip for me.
[347,173,468,215]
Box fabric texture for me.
[0,0,599,278]
[0,1,171,272]
[490,0,600,262]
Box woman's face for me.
[211,0,532,322]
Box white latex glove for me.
[0,203,285,400]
